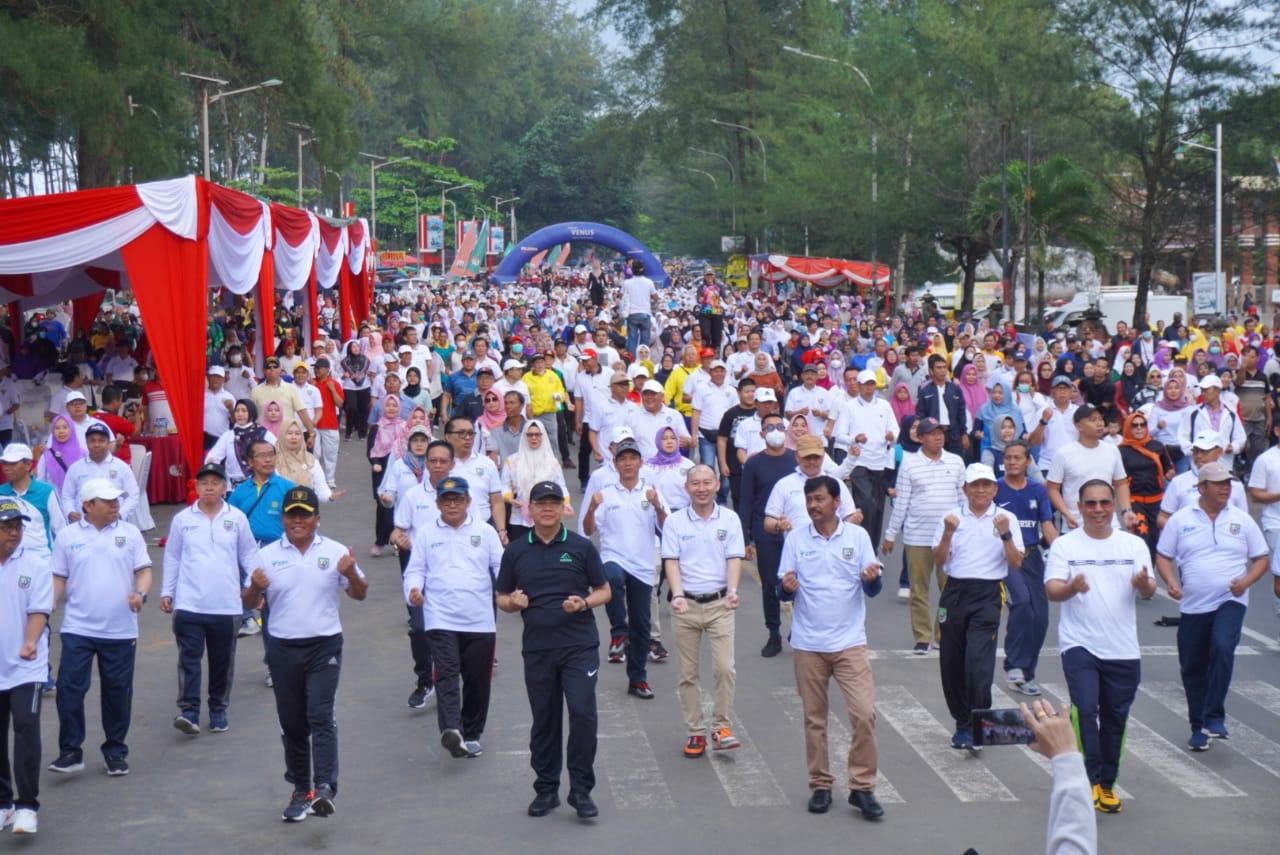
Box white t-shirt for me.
[1159,469,1248,518]
[766,470,858,527]
[451,454,503,523]
[403,515,502,633]
[256,534,364,638]
[1247,446,1280,530]
[1046,441,1126,527]
[1045,528,1150,660]
[627,406,690,459]
[53,519,152,640]
[621,274,657,319]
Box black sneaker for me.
[310,784,336,818]
[567,791,599,818]
[648,641,669,662]
[105,757,129,776]
[282,790,313,822]
[47,753,84,774]
[441,728,469,758]
[912,643,930,656]
[407,684,434,709]
[761,636,782,658]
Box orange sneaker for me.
[684,736,707,758]
[712,728,741,750]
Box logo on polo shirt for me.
[558,553,573,563]
[17,575,30,589]
[114,536,126,548]
[1229,523,1241,534]
[716,529,727,540]
[318,557,331,570]
[470,535,481,547]
[842,547,853,560]
[223,519,234,531]
[183,524,200,533]
[640,500,650,510]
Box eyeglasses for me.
[1081,499,1114,508]
[763,425,786,433]
[1131,421,1147,428]
[447,430,477,438]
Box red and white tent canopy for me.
[0,176,373,480]
[764,254,892,290]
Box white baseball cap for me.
[641,380,665,395]
[64,390,87,404]
[1191,431,1222,451]
[0,443,33,463]
[206,365,226,377]
[1198,374,1222,389]
[626,363,651,380]
[754,387,778,403]
[502,358,525,372]
[610,425,635,444]
[79,478,125,504]
[857,369,878,384]
[964,462,998,484]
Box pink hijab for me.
[958,364,988,416]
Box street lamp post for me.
[1177,122,1224,311]
[708,118,767,251]
[781,46,883,306]
[493,195,520,246]
[288,123,314,208]
[689,147,736,233]
[180,73,282,180]
[406,188,420,257]
[360,152,410,248]
[434,180,474,272]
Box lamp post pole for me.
[180,73,281,180]
[433,181,473,273]
[1177,122,1225,310]
[493,195,520,247]
[360,152,410,248]
[288,123,314,208]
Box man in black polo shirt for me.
[496,481,611,820]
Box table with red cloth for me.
[135,434,188,504]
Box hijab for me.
[260,400,285,438]
[785,413,809,451]
[958,364,988,416]
[976,381,1024,440]
[509,420,562,503]
[478,388,505,430]
[1120,410,1167,490]
[400,434,428,484]
[342,340,369,379]
[648,427,685,467]
[44,414,84,491]
[898,414,922,454]
[889,382,915,426]
[231,399,267,475]
[1118,360,1144,404]
[1156,376,1192,411]
[404,368,422,399]
[369,398,409,459]
[275,423,316,487]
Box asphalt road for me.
[21,434,1280,855]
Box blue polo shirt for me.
[996,477,1053,549]
[229,474,295,543]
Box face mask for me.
[1018,383,1031,394]
[229,355,242,365]
[1209,346,1221,354]
[764,430,786,449]
[1142,332,1152,340]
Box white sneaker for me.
[12,808,37,834]
[1006,668,1026,687]
[897,587,910,600]
[0,806,13,829]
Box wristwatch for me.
[999,532,1014,542]
[134,591,148,604]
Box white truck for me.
[1043,289,1187,334]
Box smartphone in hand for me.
[971,708,1036,747]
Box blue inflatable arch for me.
[491,221,669,286]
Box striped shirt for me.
[883,449,965,547]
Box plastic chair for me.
[131,450,155,531]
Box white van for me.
[1043,289,1187,334]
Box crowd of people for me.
[2,261,1279,851]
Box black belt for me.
[686,588,728,604]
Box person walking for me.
[932,463,1024,750]
[778,475,885,820]
[662,464,744,758]
[1155,461,1269,751]
[496,481,611,819]
[244,486,367,822]
[47,479,152,777]
[832,368,899,544]
[1045,479,1155,814]
[160,462,262,736]
[738,411,797,657]
[228,439,295,663]
[0,497,52,834]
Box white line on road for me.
[1151,588,1280,652]
[1231,680,1280,712]
[596,689,676,810]
[988,686,1133,801]
[1142,681,1280,783]
[697,688,790,807]
[868,645,1259,660]
[1041,683,1245,799]
[874,684,1017,802]
[770,687,904,803]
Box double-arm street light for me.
[180,73,282,180]
[689,148,736,233]
[288,122,314,208]
[708,118,767,250]
[360,152,411,247]
[434,180,475,271]
[492,195,520,245]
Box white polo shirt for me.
[765,469,858,527]
[779,521,878,653]
[204,387,235,436]
[883,450,966,547]
[451,453,503,523]
[403,515,503,633]
[784,384,833,436]
[1159,469,1248,517]
[256,533,365,639]
[627,406,690,458]
[592,396,638,451]
[1247,446,1280,530]
[53,519,152,640]
[161,501,262,615]
[832,394,899,470]
[660,505,745,594]
[1037,403,1078,472]
[733,413,767,459]
[1045,528,1150,660]
[393,480,441,534]
[931,502,1024,580]
[1156,504,1267,614]
[592,476,665,582]
[691,379,738,436]
[59,453,140,522]
[0,547,53,690]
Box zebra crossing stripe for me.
[1041,683,1245,799]
[696,688,789,807]
[769,687,905,803]
[596,689,676,809]
[874,684,1017,802]
[1142,681,1280,783]
[869,645,1259,660]
[1231,680,1280,713]
[988,686,1133,801]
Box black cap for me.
[916,416,944,434]
[1073,404,1099,424]
[613,438,642,459]
[435,476,470,496]
[195,462,227,481]
[84,422,112,439]
[282,486,320,514]
[529,481,566,502]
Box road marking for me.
[1041,683,1245,799]
[770,687,904,803]
[1151,588,1280,652]
[869,645,1259,660]
[695,689,789,807]
[596,689,675,809]
[988,686,1132,801]
[874,684,1017,802]
[1232,680,1280,711]
[1142,681,1280,783]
